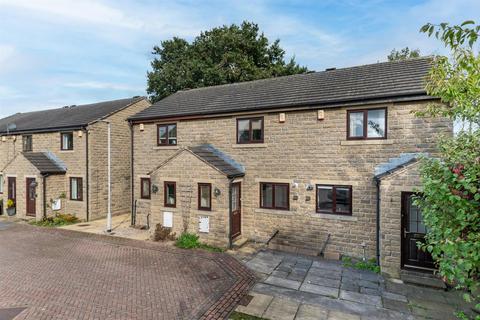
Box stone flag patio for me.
[235,250,474,320]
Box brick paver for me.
[0,222,255,320]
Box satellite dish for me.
[7,123,16,131]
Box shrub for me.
[175,233,224,252]
[30,214,79,227]
[342,256,380,274]
[151,224,176,241]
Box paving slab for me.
[312,260,343,271]
[381,291,408,303]
[235,293,274,318]
[295,304,328,320]
[305,275,341,288]
[263,297,299,320]
[339,290,382,307]
[328,310,361,320]
[309,267,342,280]
[265,276,302,290]
[382,298,410,313]
[300,283,339,298]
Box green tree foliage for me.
[387,47,421,61]
[416,20,480,319]
[147,21,308,102]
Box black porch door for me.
[401,192,435,271]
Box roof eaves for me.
[128,92,432,122]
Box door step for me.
[232,237,248,249]
[400,270,446,289]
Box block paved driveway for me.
[0,222,254,320]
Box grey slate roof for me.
[189,144,245,178]
[374,153,426,179]
[130,58,433,121]
[0,97,145,134]
[23,152,67,174]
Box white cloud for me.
[0,0,143,29]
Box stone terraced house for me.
[128,58,452,278]
[0,97,151,222]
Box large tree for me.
[416,20,480,319]
[146,21,307,102]
[387,47,421,61]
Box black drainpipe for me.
[375,178,381,266]
[42,174,49,219]
[85,127,90,221]
[129,122,135,226]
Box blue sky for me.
[0,0,479,118]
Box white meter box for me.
[199,216,209,233]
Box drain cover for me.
[206,272,220,280]
[238,295,254,307]
[0,307,27,320]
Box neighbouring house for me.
[0,97,151,221]
[128,57,452,278]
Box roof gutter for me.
[0,125,84,136]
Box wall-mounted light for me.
[214,187,221,197]
[279,113,286,123]
[1,136,5,142]
[317,110,325,120]
[139,123,145,131]
[152,184,159,194]
[78,131,83,138]
[12,136,16,141]
[306,184,314,191]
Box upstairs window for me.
[140,178,151,199]
[0,174,3,194]
[61,132,74,150]
[157,124,177,146]
[316,184,352,215]
[70,177,83,201]
[260,182,289,210]
[347,108,386,139]
[164,181,176,207]
[198,183,212,211]
[22,135,32,152]
[237,117,264,144]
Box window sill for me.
[309,213,357,221]
[153,146,180,150]
[232,143,267,149]
[59,150,75,153]
[255,208,294,215]
[340,139,393,146]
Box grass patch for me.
[342,256,380,274]
[29,214,79,227]
[229,311,268,320]
[175,233,224,252]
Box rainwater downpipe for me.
[375,178,381,266]
[85,127,90,222]
[42,174,49,219]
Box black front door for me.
[401,192,435,271]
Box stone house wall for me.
[0,130,87,219]
[0,98,151,220]
[379,161,422,278]
[133,100,452,261]
[0,155,43,219]
[88,98,151,220]
[137,151,230,247]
